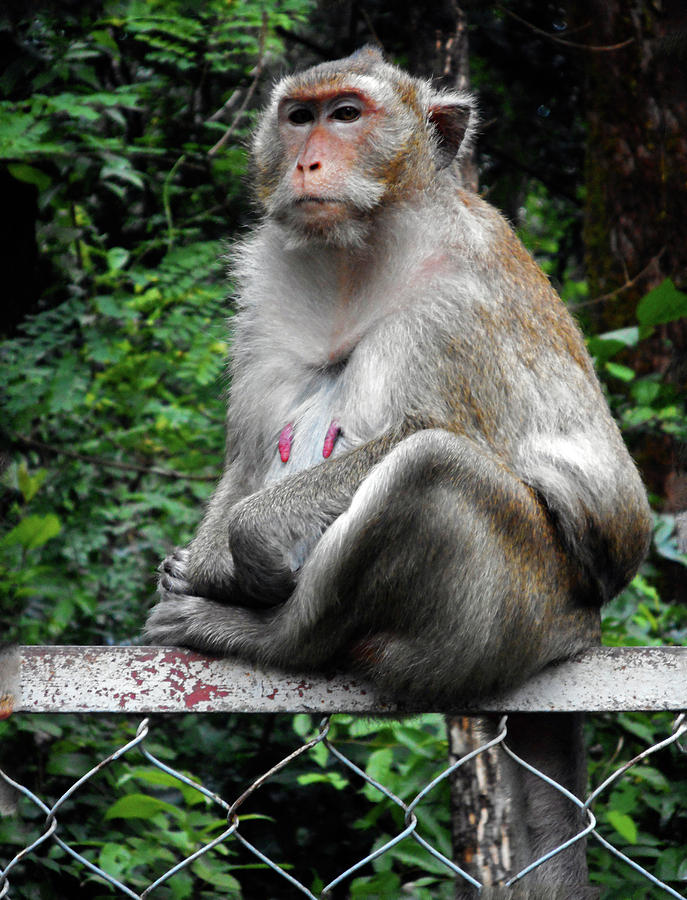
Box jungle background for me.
[1,1,686,897]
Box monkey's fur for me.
[145,47,650,696]
[145,49,649,892]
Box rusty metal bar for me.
[1,645,686,715]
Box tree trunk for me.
[578,0,687,319]
[574,0,687,554]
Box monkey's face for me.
[253,70,434,248]
[278,92,384,231]
[263,87,394,247]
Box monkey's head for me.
[251,46,478,248]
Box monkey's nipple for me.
[278,423,294,463]
[322,419,341,459]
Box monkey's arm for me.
[145,429,602,689]
[157,464,244,604]
[157,429,404,609]
[221,429,405,604]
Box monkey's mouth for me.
[295,197,344,205]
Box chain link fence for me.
[1,711,686,898]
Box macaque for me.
[145,46,650,895]
[144,46,651,706]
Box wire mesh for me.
[1,713,685,898]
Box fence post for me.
[448,716,511,889]
[450,714,599,898]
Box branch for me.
[10,434,215,482]
[569,249,665,310]
[163,154,186,252]
[500,7,635,53]
[207,14,268,159]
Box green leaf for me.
[605,362,635,382]
[7,162,52,191]
[292,713,313,738]
[637,279,687,327]
[297,772,349,790]
[101,163,144,188]
[17,465,47,503]
[606,809,637,844]
[0,109,64,158]
[48,595,76,633]
[656,846,684,881]
[107,247,130,271]
[122,765,209,805]
[191,858,242,891]
[622,406,654,426]
[105,793,183,821]
[365,747,394,784]
[94,294,126,318]
[630,379,660,404]
[587,327,638,363]
[350,872,402,897]
[98,842,133,881]
[1,514,61,550]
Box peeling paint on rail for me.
[0,645,686,715]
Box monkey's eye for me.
[288,107,314,125]
[331,105,361,122]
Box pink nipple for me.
[278,423,294,463]
[322,420,341,459]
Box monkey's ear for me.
[428,94,477,169]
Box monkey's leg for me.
[153,429,407,614]
[272,428,598,694]
[145,429,436,653]
[146,429,598,683]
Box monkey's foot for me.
[144,596,220,649]
[143,595,264,658]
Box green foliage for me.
[0,4,320,897]
[294,714,456,897]
[637,279,687,332]
[586,709,687,898]
[589,281,687,445]
[1,240,228,645]
[0,5,685,897]
[587,281,687,898]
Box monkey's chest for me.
[263,365,352,484]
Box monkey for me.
[143,46,651,896]
[144,45,651,705]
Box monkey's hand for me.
[157,533,291,610]
[157,547,196,601]
[225,435,403,603]
[157,544,247,604]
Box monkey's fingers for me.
[157,547,193,599]
[160,546,190,576]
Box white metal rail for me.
[2,645,686,715]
